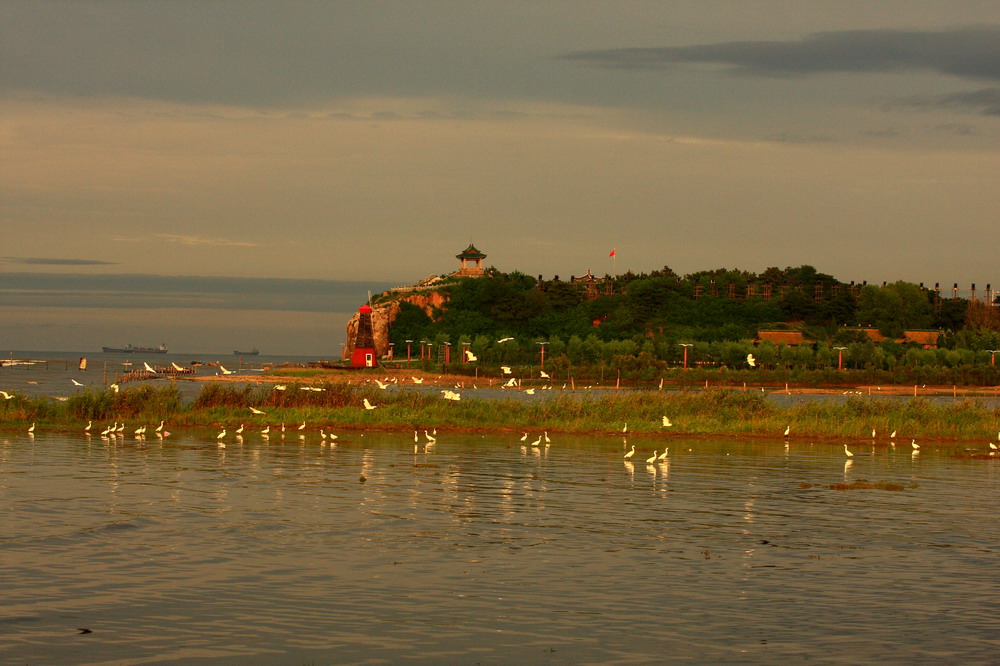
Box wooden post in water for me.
[615,369,620,391]
[914,385,917,397]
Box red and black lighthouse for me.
[350,305,377,368]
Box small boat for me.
[103,344,168,354]
[234,348,259,356]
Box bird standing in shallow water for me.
[646,450,657,464]
[624,445,635,460]
[844,444,854,457]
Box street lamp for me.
[679,343,693,370]
[443,342,451,365]
[420,340,428,360]
[405,339,413,364]
[536,341,549,370]
[833,346,847,371]
[987,349,999,366]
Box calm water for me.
[1,429,998,664]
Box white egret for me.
[0,391,13,399]
[783,425,790,437]
[844,444,854,457]
[411,377,424,384]
[658,448,669,460]
[662,416,672,427]
[911,439,920,450]
[747,354,756,367]
[144,362,156,373]
[28,422,35,434]
[646,450,658,464]
[71,379,84,386]
[217,428,227,440]
[249,407,266,415]
[520,432,528,441]
[624,445,635,460]
[363,398,376,410]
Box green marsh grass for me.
[2,383,999,444]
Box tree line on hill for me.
[383,265,1000,380]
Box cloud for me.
[0,272,397,313]
[892,87,1000,116]
[1,257,117,266]
[110,234,259,248]
[154,234,259,248]
[562,27,1000,82]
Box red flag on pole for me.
[609,249,616,257]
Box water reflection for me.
[0,430,997,663]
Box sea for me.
[2,353,1000,663]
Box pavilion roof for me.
[456,244,487,260]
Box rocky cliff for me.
[343,284,450,360]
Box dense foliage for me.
[381,266,1000,379]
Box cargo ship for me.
[102,344,169,354]
[233,348,260,356]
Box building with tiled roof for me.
[754,330,807,346]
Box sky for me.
[2,1,998,354]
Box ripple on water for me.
[0,431,998,663]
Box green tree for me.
[856,282,932,338]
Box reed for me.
[2,383,999,443]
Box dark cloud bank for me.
[563,27,1000,81]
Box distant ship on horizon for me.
[102,344,169,354]
[234,348,260,356]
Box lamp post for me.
[987,349,999,366]
[420,340,427,361]
[444,342,451,365]
[537,341,549,370]
[405,339,413,365]
[834,346,847,371]
[679,343,693,370]
[388,342,394,361]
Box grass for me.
[2,383,999,444]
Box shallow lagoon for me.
[1,430,998,664]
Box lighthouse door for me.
[365,353,373,367]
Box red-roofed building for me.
[900,330,939,348]
[755,330,806,346]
